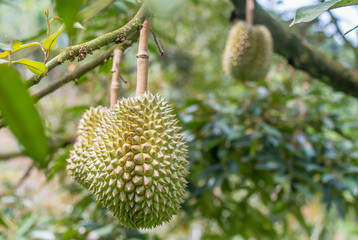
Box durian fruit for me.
[222,20,273,81]
[67,106,108,188]
[67,92,189,229]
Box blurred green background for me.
[1,0,358,239]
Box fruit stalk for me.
[136,18,151,97]
[246,0,254,25]
[110,48,123,108]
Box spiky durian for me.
[222,20,273,81]
[67,106,109,188]
[67,93,189,229]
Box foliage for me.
[0,65,49,167]
[290,0,358,30]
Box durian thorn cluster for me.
[67,92,189,229]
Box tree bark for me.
[232,0,358,98]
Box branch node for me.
[115,33,126,44]
[136,53,149,59]
[77,46,87,62]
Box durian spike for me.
[246,0,254,26]
[136,18,151,97]
[110,48,123,109]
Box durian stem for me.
[246,0,254,25]
[110,48,123,108]
[136,18,151,97]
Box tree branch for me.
[0,151,24,160]
[25,2,151,88]
[33,45,115,102]
[232,0,358,98]
[33,37,136,102]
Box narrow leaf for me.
[341,24,358,38]
[13,59,48,75]
[43,29,65,50]
[74,22,86,30]
[290,0,358,26]
[0,65,49,167]
[0,41,42,58]
[0,210,12,228]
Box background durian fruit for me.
[67,92,189,229]
[222,20,273,81]
[67,106,108,188]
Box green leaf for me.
[15,213,37,238]
[0,41,42,58]
[0,42,12,51]
[13,59,48,75]
[73,22,86,30]
[290,0,358,26]
[55,0,85,37]
[43,29,65,50]
[78,0,114,21]
[0,210,12,228]
[0,65,49,167]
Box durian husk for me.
[222,20,273,81]
[67,93,189,229]
[67,106,109,188]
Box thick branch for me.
[25,3,151,88]
[232,0,358,98]
[33,45,116,102]
[33,39,134,102]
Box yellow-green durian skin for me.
[67,106,108,188]
[67,93,189,229]
[222,21,273,81]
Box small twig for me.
[16,164,34,188]
[0,151,24,161]
[151,29,165,56]
[136,18,151,97]
[246,0,254,25]
[119,74,128,84]
[110,48,123,108]
[328,11,358,68]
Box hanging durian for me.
[84,92,189,228]
[67,18,189,229]
[67,93,189,229]
[222,20,273,81]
